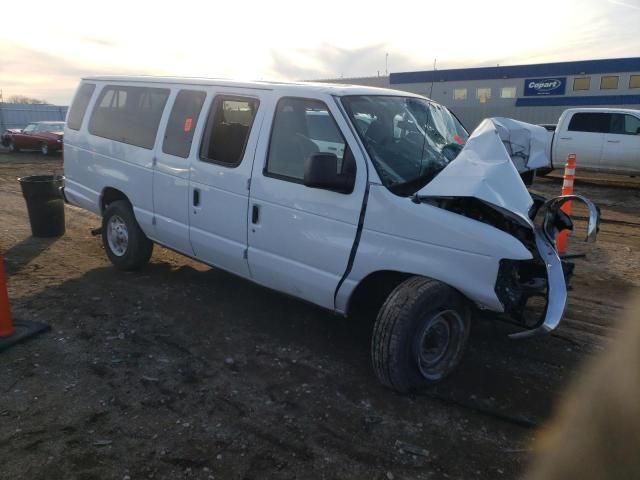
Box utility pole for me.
[429,58,437,98]
[385,53,388,76]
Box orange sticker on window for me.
[453,133,465,145]
[183,117,193,132]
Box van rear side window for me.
[67,83,96,130]
[89,85,170,149]
[199,96,259,167]
[163,90,206,158]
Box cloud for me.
[269,43,421,81]
[82,37,118,48]
[607,0,640,10]
[0,41,152,104]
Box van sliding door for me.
[153,89,207,256]
[187,90,268,279]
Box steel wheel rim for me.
[107,215,128,257]
[415,309,463,379]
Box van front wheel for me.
[102,200,153,271]
[371,277,470,393]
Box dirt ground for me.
[1,150,639,480]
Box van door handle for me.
[252,204,260,224]
[559,137,572,140]
[193,188,200,206]
[607,140,621,143]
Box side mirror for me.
[304,152,355,194]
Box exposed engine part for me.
[418,192,600,339]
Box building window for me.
[630,75,640,89]
[476,88,491,103]
[453,88,467,100]
[573,77,591,91]
[600,76,619,90]
[500,86,516,98]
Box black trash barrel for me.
[18,175,65,237]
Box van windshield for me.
[342,95,468,195]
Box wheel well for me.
[346,270,413,320]
[100,187,130,214]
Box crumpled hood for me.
[417,118,551,219]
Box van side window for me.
[89,85,170,149]
[199,96,259,167]
[567,112,611,133]
[162,90,206,158]
[266,98,346,181]
[67,83,96,130]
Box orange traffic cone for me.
[556,153,576,255]
[0,249,50,352]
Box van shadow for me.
[11,258,599,429]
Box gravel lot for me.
[1,151,638,479]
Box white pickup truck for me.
[542,107,640,175]
[62,76,599,392]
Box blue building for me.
[321,57,640,131]
[390,57,640,130]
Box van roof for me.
[82,75,422,98]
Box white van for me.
[63,76,599,392]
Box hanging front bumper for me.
[508,194,600,340]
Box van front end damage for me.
[496,194,599,338]
[415,118,600,339]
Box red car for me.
[2,121,65,155]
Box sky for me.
[1,0,639,105]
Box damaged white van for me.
[63,77,599,392]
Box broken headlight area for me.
[418,193,600,338]
[495,256,574,332]
[415,196,537,248]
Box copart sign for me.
[524,77,566,96]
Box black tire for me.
[8,141,19,153]
[101,200,153,271]
[372,277,470,393]
[536,167,553,176]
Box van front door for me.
[153,89,207,256]
[188,91,266,279]
[247,96,366,309]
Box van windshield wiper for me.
[388,170,438,196]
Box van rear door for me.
[246,95,366,309]
[153,88,207,256]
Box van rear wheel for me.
[371,277,470,393]
[102,200,153,271]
